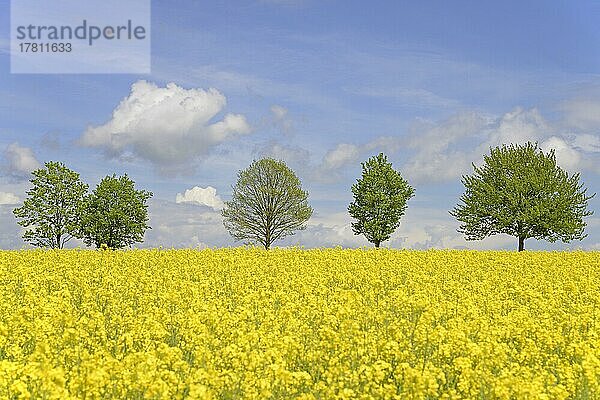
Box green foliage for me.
[13,161,88,249]
[222,158,313,250]
[348,153,415,248]
[79,174,152,249]
[450,142,595,251]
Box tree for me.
[222,158,313,250]
[13,161,88,249]
[348,153,415,248]
[79,174,152,249]
[450,142,595,251]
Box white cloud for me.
[0,192,20,205]
[280,207,520,250]
[79,80,251,174]
[280,211,366,248]
[402,112,490,183]
[141,199,231,248]
[401,107,600,183]
[362,136,404,153]
[257,142,311,172]
[271,104,288,120]
[154,64,343,118]
[402,151,473,184]
[481,107,548,148]
[256,139,360,184]
[176,186,224,211]
[2,143,41,180]
[263,105,598,188]
[141,199,521,250]
[388,208,516,250]
[310,137,405,183]
[572,133,600,153]
[321,143,360,170]
[562,98,600,131]
[259,135,404,184]
[407,112,489,151]
[491,109,600,174]
[540,136,582,172]
[270,104,294,135]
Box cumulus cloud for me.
[264,103,599,188]
[309,143,368,183]
[540,136,582,172]
[271,104,294,135]
[79,80,251,174]
[280,211,366,248]
[572,133,600,153]
[0,192,20,205]
[561,98,600,131]
[401,112,490,183]
[479,108,599,175]
[176,186,224,210]
[2,143,41,180]
[482,107,548,148]
[270,105,286,119]
[257,142,311,172]
[141,199,231,248]
[387,208,516,250]
[258,135,404,184]
[311,137,407,183]
[401,107,600,183]
[261,110,509,186]
[321,143,360,170]
[279,207,520,250]
[138,200,503,249]
[264,105,599,187]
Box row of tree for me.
[12,142,595,251]
[219,142,594,251]
[13,162,152,249]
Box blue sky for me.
[1,0,599,250]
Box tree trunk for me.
[264,242,270,251]
[374,241,380,249]
[518,236,525,252]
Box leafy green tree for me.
[79,174,152,249]
[222,158,313,250]
[348,153,415,248]
[450,142,595,251]
[13,161,88,248]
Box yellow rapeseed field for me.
[0,249,599,399]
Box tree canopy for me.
[222,158,312,250]
[348,153,414,248]
[450,142,595,251]
[79,174,152,249]
[13,161,88,249]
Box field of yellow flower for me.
[0,249,599,399]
